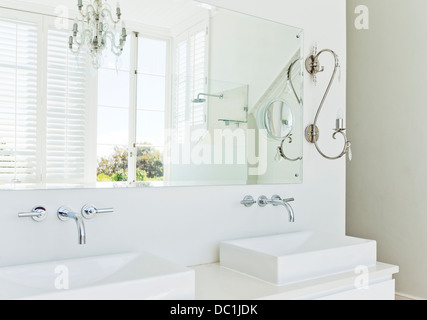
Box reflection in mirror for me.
[264,100,294,141]
[0,0,304,190]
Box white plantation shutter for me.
[173,23,208,144]
[0,17,39,184]
[0,8,92,187]
[45,28,88,184]
[189,29,208,127]
[174,40,187,144]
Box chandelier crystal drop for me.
[69,0,128,68]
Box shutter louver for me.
[0,17,38,185]
[173,24,208,144]
[190,30,207,127]
[174,40,187,144]
[46,28,87,184]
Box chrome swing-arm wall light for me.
[304,46,352,160]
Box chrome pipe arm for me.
[287,58,303,105]
[314,130,351,160]
[277,135,303,162]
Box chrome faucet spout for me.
[75,214,87,245]
[282,202,295,223]
[258,195,296,223]
[58,207,87,245]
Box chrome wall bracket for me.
[304,124,320,144]
[305,54,323,76]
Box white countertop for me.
[191,262,399,300]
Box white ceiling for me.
[0,0,209,29]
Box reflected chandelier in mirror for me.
[69,0,128,68]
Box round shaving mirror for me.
[264,99,294,141]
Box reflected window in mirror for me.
[0,14,39,187]
[97,38,131,187]
[0,11,93,189]
[97,35,168,187]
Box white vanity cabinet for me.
[192,262,398,300]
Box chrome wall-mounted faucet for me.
[240,195,295,223]
[58,207,86,245]
[19,204,114,245]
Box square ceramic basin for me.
[0,252,195,300]
[220,232,377,286]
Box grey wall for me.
[347,0,427,299]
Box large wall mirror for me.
[0,0,303,190]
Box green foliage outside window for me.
[97,144,163,182]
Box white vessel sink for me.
[220,232,376,286]
[0,252,195,300]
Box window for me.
[135,37,167,185]
[96,34,168,187]
[96,38,131,185]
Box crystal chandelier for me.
[69,0,128,68]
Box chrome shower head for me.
[192,93,223,104]
[192,98,206,103]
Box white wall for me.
[0,0,347,268]
[346,0,427,299]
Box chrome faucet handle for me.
[240,196,256,207]
[18,207,48,222]
[81,204,114,219]
[257,195,269,207]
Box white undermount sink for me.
[220,232,377,286]
[0,252,195,300]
